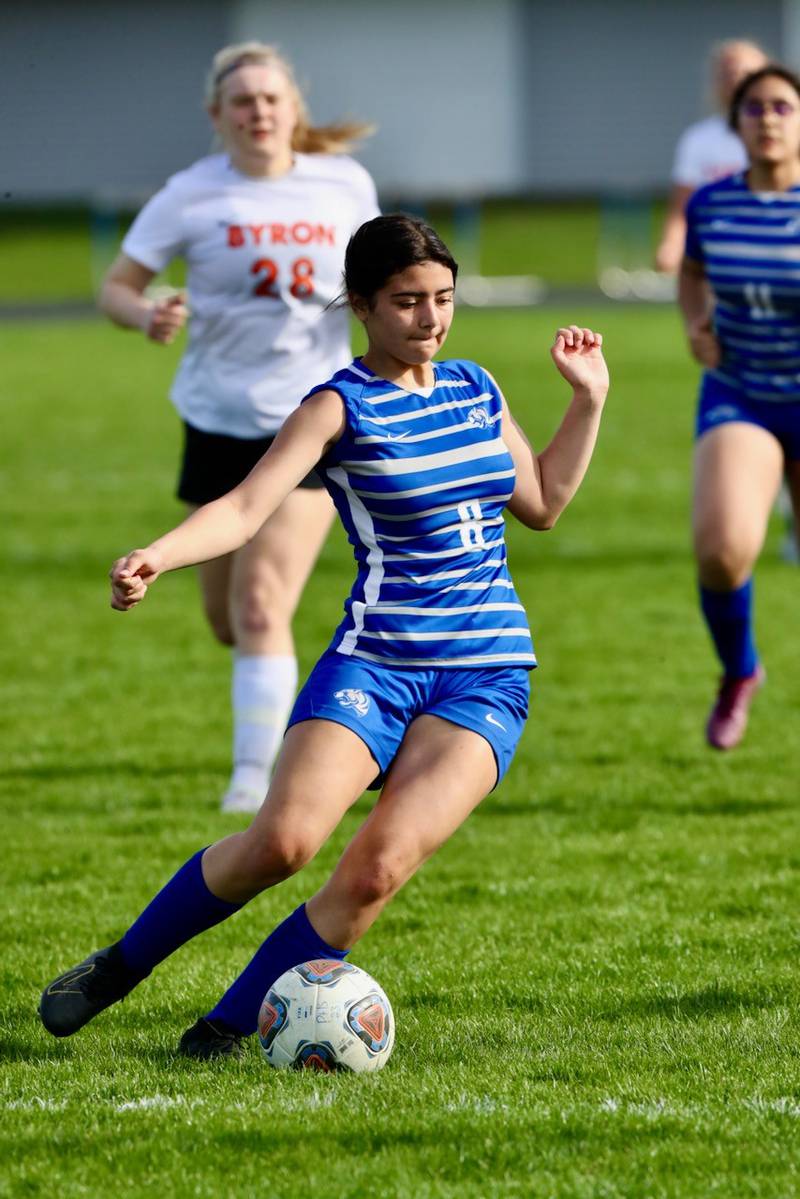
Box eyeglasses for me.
[740,98,797,117]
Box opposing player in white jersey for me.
[98,42,379,812]
[39,215,609,1059]
[679,65,800,749]
[656,39,767,275]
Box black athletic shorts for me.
[176,421,325,504]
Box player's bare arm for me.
[99,252,188,344]
[110,390,345,610]
[655,183,694,274]
[678,256,720,368]
[503,326,608,530]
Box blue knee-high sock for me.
[120,849,242,977]
[700,579,758,678]
[208,903,349,1036]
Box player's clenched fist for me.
[686,315,721,368]
[550,326,609,401]
[109,548,164,611]
[145,292,188,344]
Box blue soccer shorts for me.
[287,650,531,789]
[697,373,800,460]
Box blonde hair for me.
[205,42,373,155]
[707,38,768,107]
[709,38,767,72]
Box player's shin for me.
[205,902,349,1035]
[119,847,243,976]
[699,578,759,678]
[223,652,298,813]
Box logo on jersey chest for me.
[225,222,336,248]
[467,406,491,429]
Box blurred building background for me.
[6,0,800,306]
[3,0,798,204]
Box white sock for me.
[228,654,298,794]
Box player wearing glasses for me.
[679,65,800,749]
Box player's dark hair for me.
[729,64,800,130]
[344,214,458,307]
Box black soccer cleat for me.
[179,1017,245,1060]
[39,942,142,1037]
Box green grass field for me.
[0,198,660,302]
[2,304,800,1198]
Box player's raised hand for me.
[145,291,188,344]
[109,548,164,611]
[550,326,609,399]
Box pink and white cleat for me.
[705,664,766,751]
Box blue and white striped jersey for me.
[686,174,800,401]
[305,358,536,669]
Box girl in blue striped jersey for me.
[39,215,608,1059]
[680,65,800,750]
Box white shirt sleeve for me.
[121,179,186,273]
[670,117,747,189]
[671,126,706,188]
[347,159,381,226]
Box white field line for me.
[599,1097,800,1120]
[116,1094,204,1112]
[3,1088,339,1114]
[4,1094,800,1118]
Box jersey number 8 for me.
[458,500,486,549]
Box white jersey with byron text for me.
[670,114,748,189]
[122,152,379,439]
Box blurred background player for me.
[655,39,767,275]
[98,42,379,813]
[679,64,800,750]
[39,215,609,1059]
[658,39,799,564]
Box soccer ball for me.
[257,959,394,1073]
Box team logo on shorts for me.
[705,404,740,424]
[334,688,370,717]
[467,406,491,429]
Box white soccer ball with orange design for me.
[257,959,394,1073]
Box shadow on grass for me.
[607,982,788,1021]
[403,991,451,1011]
[0,761,221,783]
[482,792,791,821]
[0,1017,196,1068]
[214,1125,442,1154]
[669,797,791,818]
[0,1034,74,1064]
[481,795,579,819]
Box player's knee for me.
[242,827,318,888]
[236,599,273,638]
[697,538,753,589]
[233,573,287,638]
[210,621,235,647]
[202,601,235,646]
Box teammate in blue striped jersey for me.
[680,64,800,750]
[39,215,608,1058]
